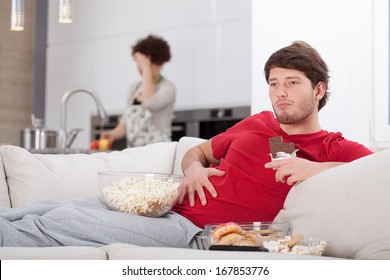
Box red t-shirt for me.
[172,111,372,228]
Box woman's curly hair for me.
[132,35,171,65]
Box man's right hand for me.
[177,161,225,207]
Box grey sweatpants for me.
[0,196,203,248]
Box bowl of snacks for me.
[262,235,328,256]
[98,172,184,217]
[203,221,291,250]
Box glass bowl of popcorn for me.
[98,172,184,217]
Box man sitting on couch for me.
[0,41,372,248]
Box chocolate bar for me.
[269,136,296,159]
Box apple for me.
[98,138,112,151]
[89,140,99,150]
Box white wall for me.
[46,0,390,149]
[373,0,390,146]
[45,0,252,149]
[252,0,390,148]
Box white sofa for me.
[0,137,389,260]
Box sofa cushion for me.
[0,246,107,260]
[0,151,11,207]
[2,142,177,208]
[275,149,390,260]
[173,137,207,175]
[103,243,337,260]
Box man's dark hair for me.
[264,41,330,111]
[132,35,171,65]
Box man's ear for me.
[314,81,326,100]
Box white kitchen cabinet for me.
[192,19,251,109]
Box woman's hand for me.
[133,52,155,103]
[133,52,152,72]
[264,157,343,185]
[177,162,225,207]
[100,131,114,143]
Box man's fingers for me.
[265,158,293,169]
[183,168,223,206]
[286,175,300,186]
[177,192,184,204]
[208,168,225,177]
[195,186,207,206]
[203,181,217,198]
[177,184,188,204]
[206,168,223,197]
[275,165,298,184]
[187,187,196,207]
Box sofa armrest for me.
[0,149,11,207]
[173,137,207,175]
[275,148,390,260]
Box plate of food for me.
[198,221,327,255]
[200,221,291,251]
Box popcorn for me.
[101,176,181,217]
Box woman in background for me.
[102,34,176,147]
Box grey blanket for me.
[0,196,202,248]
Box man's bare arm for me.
[181,140,217,173]
[178,140,225,206]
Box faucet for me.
[59,87,108,149]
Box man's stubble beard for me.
[274,98,316,125]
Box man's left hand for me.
[264,158,339,185]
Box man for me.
[171,40,372,229]
[0,41,372,248]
